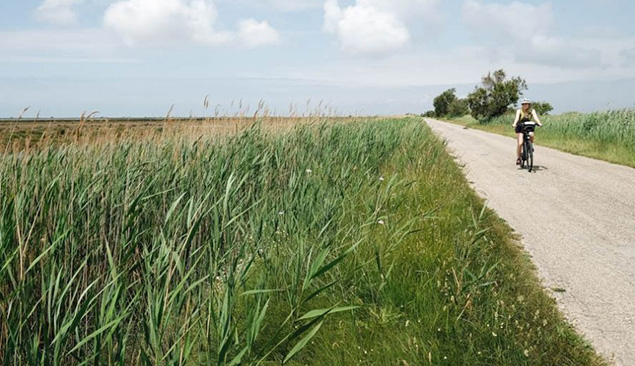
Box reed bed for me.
[0,116,367,153]
[482,109,635,166]
[0,117,603,365]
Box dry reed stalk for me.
[1,107,370,154]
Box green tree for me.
[467,69,527,122]
[532,101,554,115]
[447,98,469,117]
[433,88,458,117]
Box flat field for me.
[0,117,604,365]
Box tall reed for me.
[0,118,425,364]
[0,117,605,365]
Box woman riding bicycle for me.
[512,98,543,165]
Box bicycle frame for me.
[521,122,536,172]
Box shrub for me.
[532,101,554,116]
[433,89,469,118]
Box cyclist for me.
[512,98,543,165]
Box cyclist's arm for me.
[532,109,543,127]
[512,110,520,127]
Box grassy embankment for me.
[0,117,605,365]
[445,109,635,168]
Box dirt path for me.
[426,118,635,366]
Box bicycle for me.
[520,121,537,172]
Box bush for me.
[532,101,554,116]
[432,89,469,118]
[448,98,469,117]
[433,88,458,117]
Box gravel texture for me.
[426,118,635,366]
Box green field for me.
[0,117,604,365]
[446,109,635,168]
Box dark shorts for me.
[516,122,536,134]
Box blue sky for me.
[1,0,634,118]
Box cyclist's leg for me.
[516,133,523,159]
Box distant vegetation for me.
[450,109,635,168]
[466,70,527,121]
[432,88,469,118]
[529,101,554,116]
[426,69,553,121]
[0,117,604,365]
[426,69,633,167]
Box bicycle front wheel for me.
[526,140,534,172]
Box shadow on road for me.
[516,165,548,173]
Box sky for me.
[1,0,634,118]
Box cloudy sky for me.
[1,0,634,117]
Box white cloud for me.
[104,0,279,47]
[0,29,132,63]
[524,34,603,68]
[261,0,322,12]
[104,0,228,46]
[218,0,322,12]
[324,0,408,54]
[462,0,552,42]
[277,34,635,93]
[461,0,603,69]
[620,47,635,67]
[323,0,441,55]
[35,0,83,26]
[237,19,280,47]
[323,0,341,33]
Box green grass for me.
[0,117,604,365]
[445,110,635,168]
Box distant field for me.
[0,117,604,365]
[0,116,364,152]
[446,109,635,168]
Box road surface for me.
[426,118,635,366]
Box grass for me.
[0,117,605,365]
[444,110,635,168]
[0,116,354,152]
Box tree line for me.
[423,69,553,122]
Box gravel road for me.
[426,118,635,366]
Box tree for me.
[467,69,527,122]
[447,98,469,117]
[432,88,470,118]
[531,101,554,115]
[433,88,458,117]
